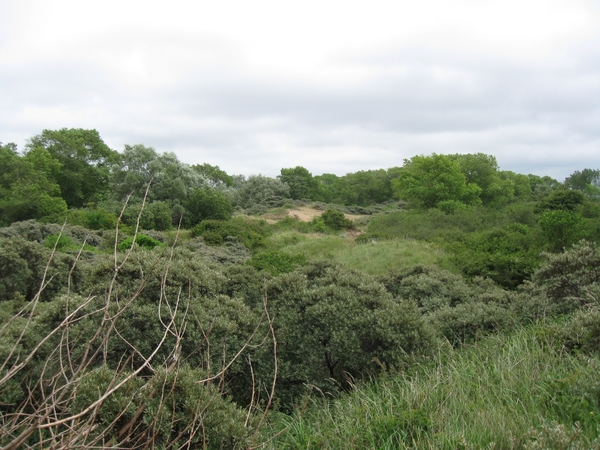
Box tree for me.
[279,166,318,200]
[192,163,234,187]
[392,154,481,209]
[565,168,600,199]
[500,171,531,199]
[342,169,394,205]
[539,210,584,252]
[537,189,585,213]
[313,173,342,203]
[26,129,119,207]
[0,145,67,225]
[450,153,506,205]
[233,175,290,209]
[184,188,234,226]
[110,145,206,203]
[528,174,561,198]
[565,169,600,191]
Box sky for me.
[1,0,599,181]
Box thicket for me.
[3,129,600,448]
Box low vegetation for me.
[1,129,600,448]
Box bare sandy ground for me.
[261,207,365,240]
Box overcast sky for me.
[1,0,599,180]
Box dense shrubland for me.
[1,128,600,448]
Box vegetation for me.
[1,128,600,448]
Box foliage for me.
[184,187,234,226]
[320,208,354,230]
[192,217,271,249]
[448,224,542,289]
[192,162,234,187]
[537,189,585,212]
[264,328,600,449]
[0,235,77,301]
[532,240,600,314]
[427,302,515,345]
[528,174,562,198]
[247,250,307,275]
[450,153,516,205]
[313,169,397,206]
[279,166,319,200]
[263,262,435,409]
[233,174,290,210]
[26,128,119,207]
[392,154,482,209]
[538,210,584,252]
[0,145,68,225]
[40,206,118,230]
[117,233,162,251]
[565,168,600,192]
[110,144,206,204]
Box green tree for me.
[313,173,341,203]
[450,153,513,205]
[233,175,290,209]
[537,189,585,213]
[565,168,600,191]
[110,145,205,203]
[500,171,532,199]
[342,169,394,205]
[528,174,561,198]
[0,145,67,225]
[192,163,234,187]
[184,188,234,226]
[539,210,584,252]
[279,166,318,200]
[26,129,119,207]
[392,154,481,209]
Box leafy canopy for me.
[392,154,481,209]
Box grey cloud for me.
[2,33,600,181]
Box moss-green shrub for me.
[378,265,510,313]
[532,240,600,314]
[0,236,78,301]
[116,233,162,251]
[427,302,516,346]
[192,217,271,250]
[321,208,354,230]
[260,262,436,409]
[247,250,307,275]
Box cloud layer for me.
[1,0,599,180]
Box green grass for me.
[263,326,600,449]
[335,239,451,275]
[264,231,451,275]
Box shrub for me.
[321,208,354,230]
[247,250,307,275]
[532,240,600,314]
[539,210,584,252]
[192,217,270,250]
[0,236,77,301]
[184,187,234,226]
[427,302,515,346]
[260,263,436,409]
[117,233,162,251]
[379,265,478,313]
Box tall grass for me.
[264,326,600,449]
[335,239,451,275]
[265,231,451,275]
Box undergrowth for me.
[264,325,600,449]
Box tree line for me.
[3,128,599,231]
